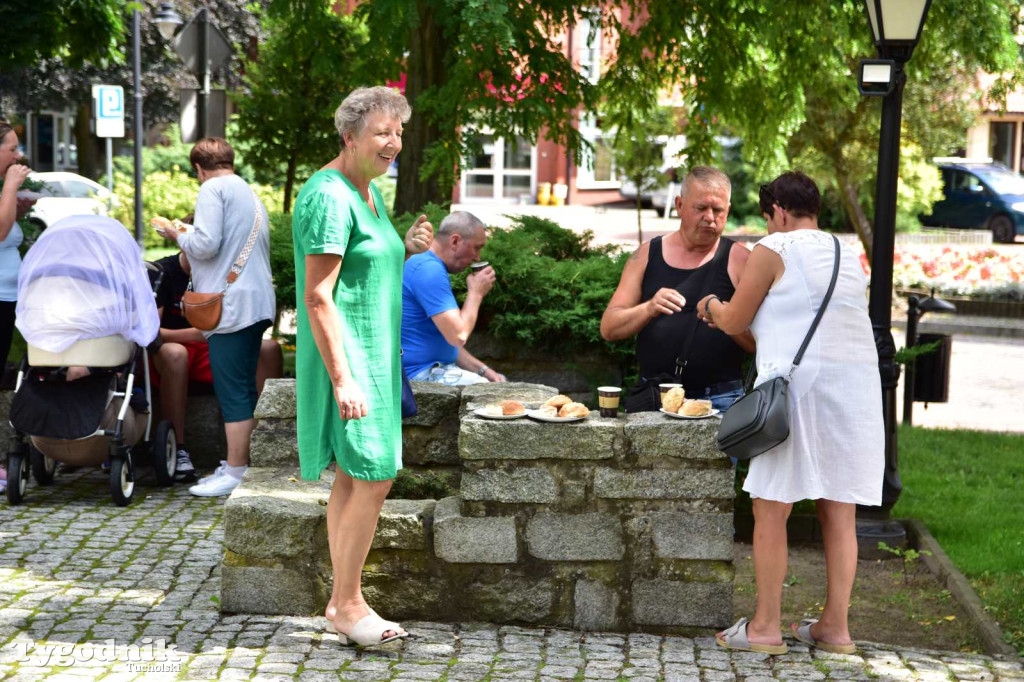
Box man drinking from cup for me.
[401,211,506,385]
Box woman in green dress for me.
[292,86,433,647]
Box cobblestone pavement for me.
[1,471,1021,681]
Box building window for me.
[578,11,602,84]
[989,121,1016,169]
[577,113,620,190]
[460,132,536,203]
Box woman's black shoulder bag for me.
[716,234,840,460]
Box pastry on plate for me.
[558,402,590,418]
[538,404,559,417]
[482,403,504,417]
[544,394,573,409]
[501,400,526,416]
[661,386,686,413]
[679,399,712,417]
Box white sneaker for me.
[189,464,242,497]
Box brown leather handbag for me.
[181,195,263,331]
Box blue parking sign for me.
[92,84,125,138]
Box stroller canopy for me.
[16,215,160,353]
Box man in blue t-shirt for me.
[402,211,505,385]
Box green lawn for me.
[895,425,1024,654]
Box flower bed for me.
[857,246,1024,303]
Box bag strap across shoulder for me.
[226,189,264,285]
[744,233,841,390]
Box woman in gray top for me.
[162,137,275,497]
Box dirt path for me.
[733,542,985,653]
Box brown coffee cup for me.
[597,386,622,418]
[470,261,490,273]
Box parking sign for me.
[92,84,125,138]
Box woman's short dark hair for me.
[189,137,235,171]
[0,121,14,142]
[762,171,821,219]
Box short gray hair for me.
[438,211,485,238]
[680,166,731,199]
[334,86,412,149]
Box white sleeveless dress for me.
[744,230,884,505]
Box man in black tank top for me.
[600,166,754,412]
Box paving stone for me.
[593,467,734,499]
[433,496,518,563]
[526,512,625,561]
[650,511,733,560]
[461,467,559,504]
[460,412,619,460]
[0,468,1007,682]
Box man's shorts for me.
[149,341,213,387]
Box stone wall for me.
[222,379,735,633]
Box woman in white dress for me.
[697,171,883,656]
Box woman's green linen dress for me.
[292,170,404,481]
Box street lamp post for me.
[131,8,144,247]
[130,3,182,247]
[857,0,932,551]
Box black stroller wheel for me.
[30,446,57,486]
[152,420,177,487]
[110,452,135,507]
[6,452,28,504]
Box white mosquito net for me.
[16,215,160,354]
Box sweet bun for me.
[679,399,712,417]
[538,404,558,417]
[502,400,526,416]
[544,394,573,408]
[483,403,504,416]
[558,402,590,418]
[661,387,685,413]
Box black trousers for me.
[0,300,15,371]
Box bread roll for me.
[544,394,573,409]
[661,387,685,413]
[501,400,525,416]
[151,216,173,231]
[151,216,189,234]
[538,404,558,417]
[558,402,590,418]
[679,399,712,417]
[483,403,504,416]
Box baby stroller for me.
[5,215,177,506]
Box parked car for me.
[18,172,118,232]
[921,160,1024,243]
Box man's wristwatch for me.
[477,365,489,376]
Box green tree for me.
[359,0,599,215]
[605,0,1022,259]
[0,0,124,70]
[233,0,370,213]
[0,0,263,180]
[609,106,675,244]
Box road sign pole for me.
[105,137,113,212]
[198,7,209,140]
